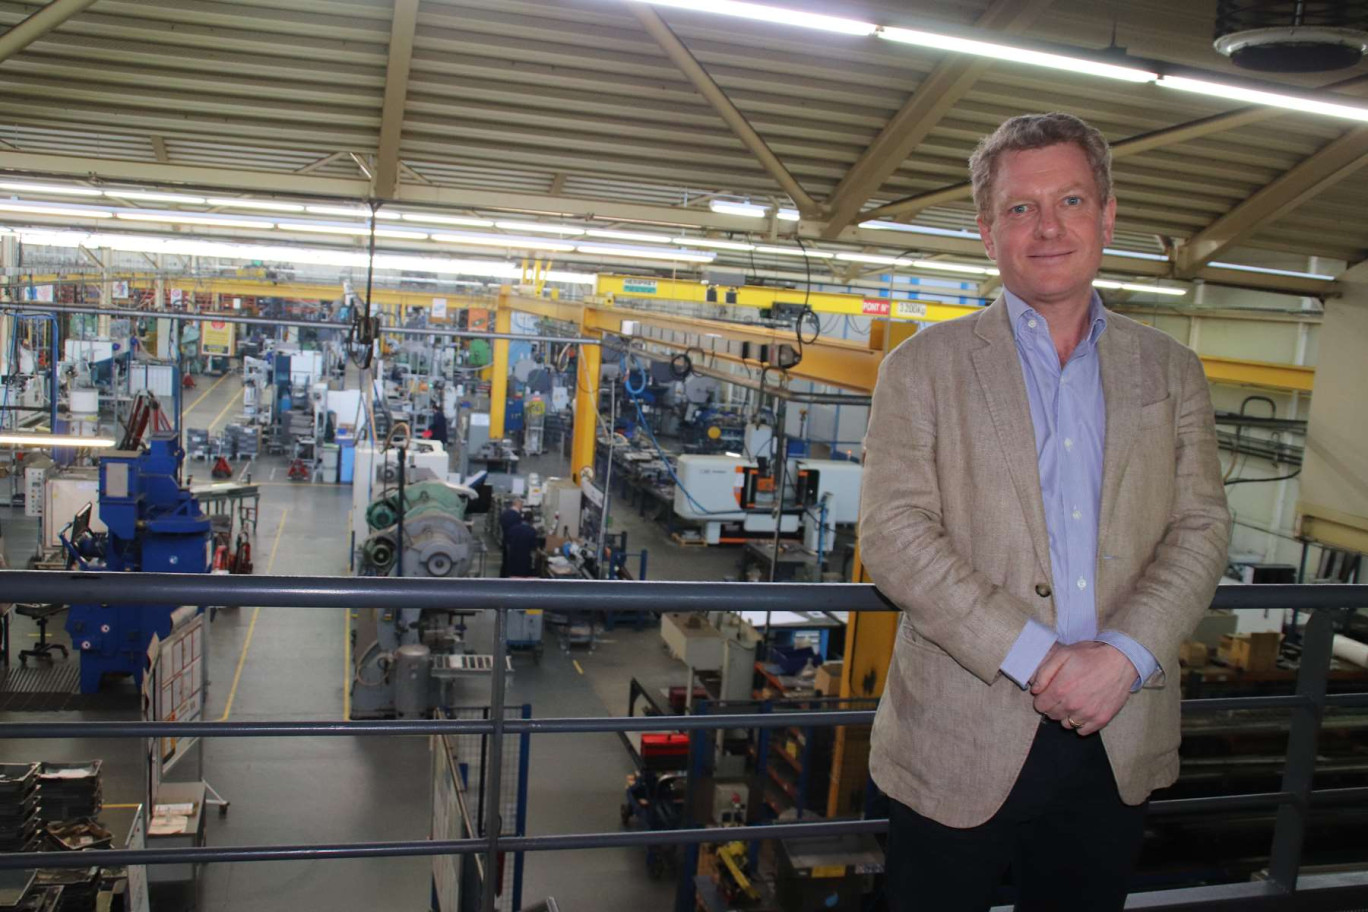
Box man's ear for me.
[977,214,997,261]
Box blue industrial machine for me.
[61,434,212,693]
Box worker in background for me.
[497,498,523,577]
[502,512,537,579]
[861,113,1230,912]
[429,402,449,447]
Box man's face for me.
[977,142,1115,307]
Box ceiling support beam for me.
[0,0,99,64]
[374,0,419,200]
[819,0,1053,239]
[861,74,1368,223]
[0,150,1338,297]
[1175,126,1368,277]
[627,3,818,215]
[296,151,346,173]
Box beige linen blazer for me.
[859,296,1230,828]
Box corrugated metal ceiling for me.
[0,0,1363,264]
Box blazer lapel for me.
[970,298,1053,583]
[1096,315,1142,551]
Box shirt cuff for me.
[1095,631,1160,693]
[1000,619,1058,689]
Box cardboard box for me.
[814,661,844,696]
[1218,632,1281,672]
[1179,641,1209,668]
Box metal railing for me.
[0,572,1365,912]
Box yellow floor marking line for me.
[206,387,244,433]
[184,371,233,415]
[573,660,584,675]
[219,509,287,721]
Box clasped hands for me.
[1029,641,1137,736]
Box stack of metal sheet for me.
[34,763,101,826]
[184,428,211,461]
[0,765,41,853]
[223,424,260,459]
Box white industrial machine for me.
[672,454,861,547]
[792,458,863,556]
[541,477,583,539]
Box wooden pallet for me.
[671,532,708,547]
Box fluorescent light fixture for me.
[754,245,834,259]
[1092,279,1187,296]
[583,229,673,244]
[836,252,906,265]
[1157,75,1368,124]
[1120,282,1186,296]
[276,221,429,240]
[430,231,577,253]
[860,220,979,238]
[115,212,278,230]
[103,190,208,205]
[911,259,999,275]
[1208,261,1336,281]
[0,201,113,218]
[399,212,495,227]
[494,221,584,236]
[710,200,769,218]
[574,243,715,263]
[0,181,103,197]
[776,208,800,221]
[632,0,877,36]
[878,27,1158,82]
[14,228,599,285]
[301,205,400,219]
[1104,247,1169,262]
[0,432,115,448]
[208,198,307,213]
[677,237,755,251]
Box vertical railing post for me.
[1268,608,1334,891]
[675,700,710,912]
[482,605,509,912]
[512,703,531,912]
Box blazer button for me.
[1035,584,1052,598]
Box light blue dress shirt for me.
[998,290,1158,691]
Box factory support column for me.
[0,234,14,369]
[570,342,600,482]
[826,545,897,818]
[489,289,511,439]
[97,248,111,337]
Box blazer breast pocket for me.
[1138,396,1175,429]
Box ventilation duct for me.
[1214,1,1368,72]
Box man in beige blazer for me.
[860,113,1230,911]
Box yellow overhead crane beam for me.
[592,274,1318,395]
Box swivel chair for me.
[16,604,68,665]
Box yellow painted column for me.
[489,288,511,439]
[827,544,897,818]
[570,342,600,482]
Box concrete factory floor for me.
[0,372,756,912]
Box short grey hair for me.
[969,113,1112,220]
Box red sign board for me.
[861,298,891,316]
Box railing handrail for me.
[1,572,1366,912]
[0,570,1362,613]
